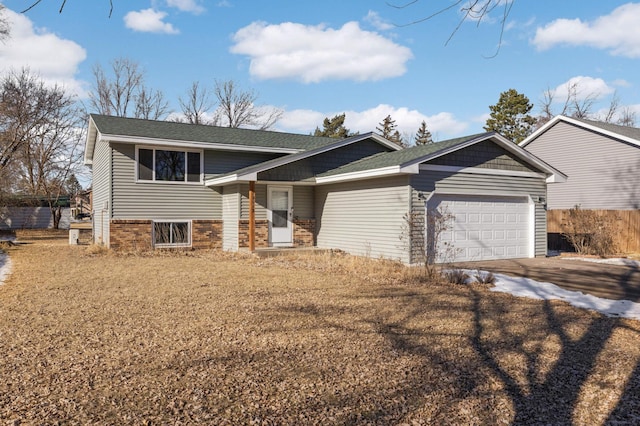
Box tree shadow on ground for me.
[331,280,640,423]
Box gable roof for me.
[315,132,566,184]
[204,132,400,186]
[84,114,340,165]
[206,132,566,186]
[520,115,640,149]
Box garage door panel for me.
[427,194,531,262]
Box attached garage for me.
[426,194,533,262]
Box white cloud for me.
[532,3,640,57]
[0,9,87,96]
[279,104,468,140]
[124,9,179,34]
[363,10,394,31]
[166,0,205,14]
[551,76,615,102]
[611,79,631,88]
[230,21,413,83]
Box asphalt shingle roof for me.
[90,114,336,151]
[572,117,640,142]
[317,133,487,177]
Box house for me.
[84,114,565,263]
[520,115,640,252]
[520,115,640,210]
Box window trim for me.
[135,145,204,184]
[152,220,192,248]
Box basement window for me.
[137,147,202,183]
[153,221,191,248]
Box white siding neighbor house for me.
[520,115,640,210]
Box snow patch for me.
[462,269,640,321]
[0,252,11,286]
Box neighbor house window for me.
[137,147,202,183]
[153,221,191,247]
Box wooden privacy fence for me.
[547,209,640,253]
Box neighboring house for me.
[84,114,565,263]
[520,115,640,210]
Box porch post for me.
[249,180,256,251]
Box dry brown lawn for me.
[1,231,639,425]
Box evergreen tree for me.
[65,174,83,196]
[313,113,353,139]
[484,88,536,143]
[414,120,433,145]
[376,115,404,147]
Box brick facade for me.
[238,219,269,249]
[192,220,223,249]
[293,219,316,247]
[110,219,153,251]
[109,218,315,251]
[110,219,222,251]
[238,219,316,248]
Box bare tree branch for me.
[22,0,114,17]
[212,79,282,130]
[89,57,169,120]
[389,0,515,57]
[178,81,214,125]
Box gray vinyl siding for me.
[110,143,221,219]
[205,150,280,179]
[238,185,315,220]
[410,171,547,263]
[91,139,112,245]
[222,185,240,251]
[315,176,411,263]
[292,186,315,219]
[431,139,540,172]
[239,184,267,220]
[524,121,640,210]
[258,139,393,181]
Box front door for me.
[268,186,293,246]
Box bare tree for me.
[602,91,620,124]
[89,57,169,120]
[135,86,170,121]
[617,107,637,127]
[178,81,214,125]
[538,81,600,124]
[0,68,84,228]
[212,79,282,130]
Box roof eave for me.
[98,134,303,154]
[83,116,98,166]
[315,165,404,184]
[521,115,640,149]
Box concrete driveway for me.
[454,257,640,302]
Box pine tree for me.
[414,120,433,145]
[313,113,353,139]
[376,115,404,147]
[484,88,536,143]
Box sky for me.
[1,0,640,141]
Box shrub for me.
[443,268,469,285]
[474,271,496,284]
[561,206,619,257]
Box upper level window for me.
[137,147,202,183]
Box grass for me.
[1,231,639,424]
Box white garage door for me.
[427,194,532,262]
